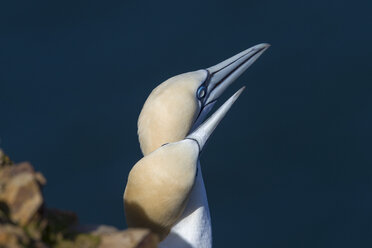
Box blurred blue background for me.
[1,0,372,247]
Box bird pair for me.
[123,43,270,248]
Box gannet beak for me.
[204,43,270,105]
[187,87,245,150]
[191,44,269,132]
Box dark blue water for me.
[1,0,372,247]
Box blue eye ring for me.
[197,86,207,100]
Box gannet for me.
[125,44,269,247]
[124,88,244,241]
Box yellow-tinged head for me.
[137,44,270,156]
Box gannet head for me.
[138,43,270,155]
[125,88,244,240]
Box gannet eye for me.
[197,86,207,100]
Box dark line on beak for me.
[191,99,217,133]
[210,47,265,92]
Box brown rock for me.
[54,233,100,248]
[0,162,44,225]
[0,151,159,248]
[0,149,12,167]
[88,225,119,235]
[35,172,47,185]
[0,224,30,248]
[97,228,158,248]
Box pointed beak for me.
[187,87,245,151]
[204,43,270,105]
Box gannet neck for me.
[124,139,199,240]
[159,161,212,248]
